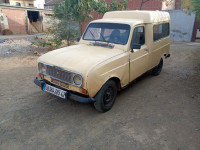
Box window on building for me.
[45,5,54,9]
[153,23,169,41]
[131,26,145,46]
[5,0,9,3]
[45,14,53,16]
[29,3,34,7]
[16,2,21,6]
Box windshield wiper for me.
[89,29,96,42]
[98,31,114,47]
[89,29,113,48]
[98,31,107,43]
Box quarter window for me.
[153,23,169,41]
[131,26,145,46]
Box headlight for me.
[73,74,82,86]
[38,63,46,74]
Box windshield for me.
[83,23,130,45]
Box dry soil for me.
[0,42,200,150]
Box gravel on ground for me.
[0,41,200,150]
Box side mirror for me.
[76,37,81,42]
[131,43,141,52]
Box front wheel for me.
[94,80,117,112]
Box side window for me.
[131,26,145,46]
[153,23,169,41]
[16,2,21,6]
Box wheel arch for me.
[91,76,121,98]
[108,77,121,91]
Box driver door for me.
[129,25,149,81]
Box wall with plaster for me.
[166,10,196,42]
[0,8,9,34]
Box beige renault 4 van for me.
[34,10,171,112]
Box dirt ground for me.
[0,42,200,150]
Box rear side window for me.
[153,23,169,41]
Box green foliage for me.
[53,0,75,20]
[109,0,128,11]
[90,0,128,18]
[182,0,200,20]
[54,0,128,28]
[192,0,200,20]
[32,28,63,48]
[51,0,128,46]
[55,20,80,46]
[33,0,128,48]
[92,1,108,15]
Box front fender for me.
[86,52,129,98]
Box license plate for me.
[51,78,69,89]
[43,84,66,99]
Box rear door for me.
[129,25,149,81]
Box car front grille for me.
[46,65,73,84]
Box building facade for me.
[44,0,62,9]
[0,0,10,5]
[34,0,45,9]
[0,4,53,34]
[0,0,45,8]
[9,0,34,7]
[0,0,34,7]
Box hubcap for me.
[103,86,114,105]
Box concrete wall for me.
[0,11,9,34]
[2,8,27,34]
[0,5,54,34]
[166,10,196,42]
[42,12,79,34]
[42,12,55,32]
[34,0,45,9]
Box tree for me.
[181,0,200,20]
[91,0,128,19]
[52,0,80,46]
[71,0,128,32]
[53,0,128,45]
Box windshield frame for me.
[82,23,131,45]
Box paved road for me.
[0,42,200,150]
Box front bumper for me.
[34,78,95,103]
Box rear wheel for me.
[152,58,163,76]
[94,80,117,112]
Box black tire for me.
[152,58,163,76]
[94,80,117,112]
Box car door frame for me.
[129,24,149,82]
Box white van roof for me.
[103,10,170,23]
